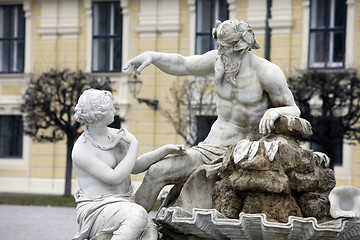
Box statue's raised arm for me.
[124,50,217,76]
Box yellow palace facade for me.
[0,0,359,195]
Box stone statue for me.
[71,89,185,240]
[125,19,300,212]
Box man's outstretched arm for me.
[124,50,217,76]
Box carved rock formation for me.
[213,115,335,223]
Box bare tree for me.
[163,77,216,146]
[22,69,112,196]
[288,69,360,168]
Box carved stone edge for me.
[272,115,313,138]
[156,207,360,240]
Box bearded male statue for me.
[125,20,300,212]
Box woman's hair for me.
[74,89,113,124]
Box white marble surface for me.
[330,186,360,219]
[157,207,360,240]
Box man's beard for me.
[215,50,241,87]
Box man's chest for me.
[216,74,264,104]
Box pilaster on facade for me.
[23,0,32,73]
[120,0,130,64]
[37,0,80,40]
[300,0,310,69]
[187,0,196,55]
[84,0,93,73]
[345,0,356,68]
[246,0,267,36]
[268,0,293,35]
[135,0,180,39]
[227,0,237,20]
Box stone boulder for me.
[213,116,335,223]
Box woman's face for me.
[102,102,116,125]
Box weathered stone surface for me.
[229,169,290,194]
[237,153,282,171]
[288,168,336,193]
[242,192,302,223]
[213,178,243,219]
[293,147,315,173]
[213,120,336,223]
[272,115,313,138]
[297,192,332,222]
[275,139,296,172]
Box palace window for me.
[309,0,346,68]
[310,138,343,167]
[0,5,25,73]
[92,1,122,72]
[195,0,228,55]
[0,115,23,158]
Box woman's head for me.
[74,89,114,124]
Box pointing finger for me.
[123,62,130,71]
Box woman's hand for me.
[121,128,138,145]
[164,144,187,155]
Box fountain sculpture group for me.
[72,20,360,240]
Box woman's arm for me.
[73,130,138,185]
[132,144,186,174]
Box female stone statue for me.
[72,89,185,240]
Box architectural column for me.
[246,0,267,35]
[37,0,79,41]
[135,0,180,39]
[83,0,92,72]
[227,0,237,20]
[268,0,293,35]
[23,0,32,73]
[37,0,57,40]
[268,0,293,73]
[300,0,310,69]
[345,0,356,68]
[188,0,196,55]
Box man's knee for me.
[144,162,166,184]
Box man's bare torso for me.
[203,53,269,146]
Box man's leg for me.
[135,149,203,212]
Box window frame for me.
[0,4,25,74]
[92,1,123,73]
[195,0,228,55]
[308,0,347,69]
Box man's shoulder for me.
[249,53,276,67]
[248,53,282,75]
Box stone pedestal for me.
[158,116,340,239]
